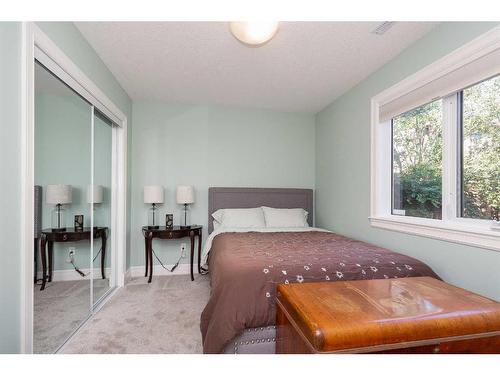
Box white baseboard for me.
[37,267,112,282]
[127,263,193,279]
[124,267,132,283]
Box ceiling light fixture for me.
[229,21,279,46]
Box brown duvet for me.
[200,231,440,353]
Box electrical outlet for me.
[66,247,76,263]
[180,243,187,258]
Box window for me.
[460,75,500,220]
[389,75,500,222]
[392,100,443,219]
[370,28,500,251]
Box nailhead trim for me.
[228,326,278,353]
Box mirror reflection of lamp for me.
[144,186,164,229]
[87,185,104,229]
[46,184,72,232]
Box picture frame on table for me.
[74,215,84,231]
[165,214,173,229]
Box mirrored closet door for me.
[33,59,116,353]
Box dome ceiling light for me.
[229,22,279,46]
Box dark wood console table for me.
[38,227,107,291]
[142,225,202,282]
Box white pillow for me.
[211,208,266,228]
[262,206,309,228]
[213,220,221,231]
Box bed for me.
[200,187,440,354]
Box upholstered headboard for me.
[208,187,314,233]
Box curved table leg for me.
[48,240,53,283]
[197,231,202,274]
[144,233,149,277]
[40,234,47,291]
[101,230,107,279]
[34,238,38,284]
[148,233,153,283]
[190,231,195,281]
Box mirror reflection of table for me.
[38,227,107,291]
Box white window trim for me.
[370,25,500,253]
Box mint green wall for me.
[0,22,23,353]
[0,22,131,353]
[315,22,500,301]
[130,102,315,267]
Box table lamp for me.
[144,185,164,229]
[46,184,72,232]
[87,185,104,228]
[176,185,194,228]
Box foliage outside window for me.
[392,100,443,219]
[461,75,500,220]
[391,75,499,221]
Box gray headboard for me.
[208,187,314,233]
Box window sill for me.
[369,215,500,252]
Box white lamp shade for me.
[176,185,195,204]
[144,185,164,204]
[87,185,104,204]
[46,184,72,205]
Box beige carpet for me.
[61,274,211,354]
[34,278,110,354]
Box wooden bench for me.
[276,277,500,353]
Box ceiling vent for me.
[371,22,396,35]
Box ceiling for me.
[75,22,438,113]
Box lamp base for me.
[51,227,66,233]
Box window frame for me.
[370,26,500,252]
